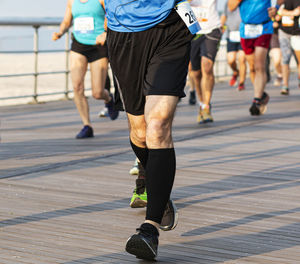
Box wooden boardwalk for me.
[1,76,300,264]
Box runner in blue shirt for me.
[228,0,273,115]
[105,0,199,260]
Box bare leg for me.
[89,57,111,103]
[201,57,214,106]
[245,53,256,85]
[238,50,247,85]
[70,51,89,126]
[253,47,268,99]
[294,50,300,84]
[282,64,290,88]
[270,48,283,78]
[187,62,195,92]
[227,51,238,75]
[190,69,203,102]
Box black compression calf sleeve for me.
[130,140,149,169]
[145,148,176,224]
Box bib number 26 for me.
[175,1,201,34]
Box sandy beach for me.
[0,52,82,106]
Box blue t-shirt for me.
[239,0,273,39]
[239,0,271,24]
[104,0,176,32]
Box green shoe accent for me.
[130,189,147,208]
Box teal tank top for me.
[72,0,105,45]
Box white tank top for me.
[190,0,221,34]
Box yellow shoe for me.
[197,108,204,123]
[201,108,213,123]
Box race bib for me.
[193,6,209,23]
[74,17,94,34]
[229,31,241,42]
[175,1,201,34]
[244,24,263,38]
[282,16,294,27]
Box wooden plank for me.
[1,75,300,263]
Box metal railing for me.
[0,17,70,103]
[7,18,292,104]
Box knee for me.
[73,83,84,96]
[254,63,265,73]
[130,126,146,146]
[92,90,104,100]
[227,56,236,66]
[248,63,255,73]
[146,118,171,145]
[191,70,201,80]
[202,61,214,76]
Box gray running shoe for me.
[159,199,178,231]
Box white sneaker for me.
[129,158,139,175]
[98,107,108,117]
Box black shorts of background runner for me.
[107,10,193,116]
[227,39,243,52]
[71,34,108,63]
[190,28,222,71]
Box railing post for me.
[33,25,40,103]
[64,30,70,99]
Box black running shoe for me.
[105,94,119,120]
[189,91,196,105]
[249,92,269,116]
[126,223,159,260]
[159,200,178,231]
[76,125,94,139]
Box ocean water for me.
[0,0,68,51]
[0,0,227,52]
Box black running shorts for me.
[71,34,108,63]
[190,28,222,71]
[227,39,243,53]
[107,10,193,115]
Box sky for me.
[0,0,227,51]
[0,0,68,18]
[0,0,227,18]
